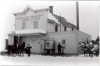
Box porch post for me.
[8,34,10,45]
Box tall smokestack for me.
[49,6,53,13]
[76,1,79,30]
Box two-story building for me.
[8,5,91,55]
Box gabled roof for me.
[13,5,77,29]
[48,13,60,24]
[23,5,34,12]
[48,13,77,29]
[13,5,49,15]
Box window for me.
[55,24,58,32]
[22,21,26,30]
[34,21,38,29]
[72,27,73,30]
[64,27,66,31]
[62,40,66,45]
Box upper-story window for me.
[34,21,38,29]
[22,21,26,30]
[64,27,66,31]
[55,24,58,32]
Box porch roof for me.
[8,29,46,36]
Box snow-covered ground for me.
[0,54,99,66]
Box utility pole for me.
[76,1,79,30]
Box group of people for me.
[79,41,99,57]
[7,36,99,57]
[14,41,32,57]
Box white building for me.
[8,5,91,55]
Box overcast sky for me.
[0,0,99,50]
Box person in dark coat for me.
[26,44,32,57]
[57,42,62,55]
[23,41,25,46]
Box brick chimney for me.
[49,6,53,13]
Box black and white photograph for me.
[0,0,99,66]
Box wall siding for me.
[15,9,48,31]
[22,36,41,53]
[45,32,78,54]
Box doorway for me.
[44,40,55,54]
[14,36,18,45]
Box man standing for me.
[58,42,62,55]
[26,44,32,57]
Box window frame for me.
[34,21,38,29]
[62,39,66,45]
[22,21,26,30]
[64,27,66,31]
[55,24,58,32]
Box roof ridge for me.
[49,13,77,29]
[13,5,49,15]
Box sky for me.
[0,0,99,51]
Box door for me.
[14,36,18,44]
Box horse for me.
[79,42,94,57]
[7,45,16,57]
[89,41,99,57]
[18,42,25,56]
[7,42,25,57]
[79,42,88,57]
[88,46,95,57]
[93,43,99,57]
[79,41,99,57]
